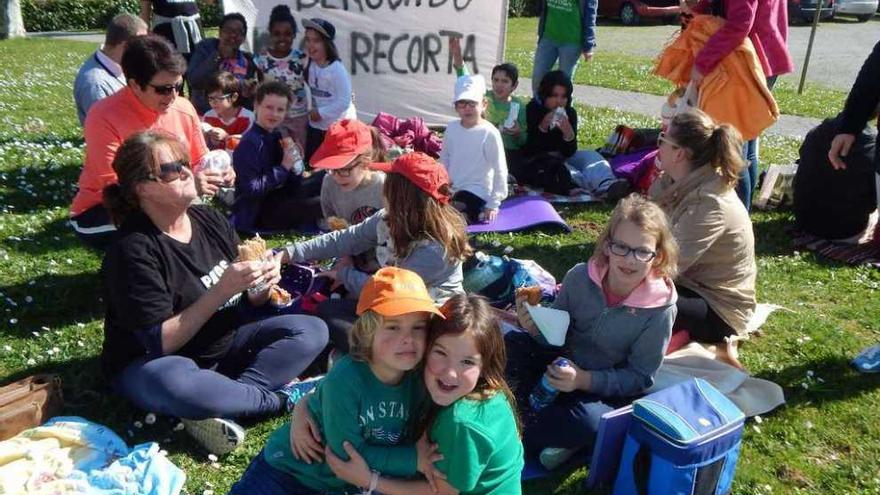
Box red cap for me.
[371,152,451,204]
[310,119,373,170]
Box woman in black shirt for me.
[101,130,328,455]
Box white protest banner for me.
[225,0,509,126]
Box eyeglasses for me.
[608,240,657,262]
[657,131,680,149]
[328,162,362,178]
[454,100,478,109]
[148,81,184,96]
[207,93,234,103]
[148,160,190,183]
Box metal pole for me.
[798,0,824,94]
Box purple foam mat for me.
[467,196,570,234]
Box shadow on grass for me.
[0,217,93,257]
[753,210,800,257]
[1,270,104,336]
[754,354,880,409]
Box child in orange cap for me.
[230,267,444,495]
[282,152,472,353]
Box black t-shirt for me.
[151,0,199,18]
[101,205,244,379]
[523,100,579,158]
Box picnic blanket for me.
[0,416,185,494]
[466,196,570,234]
[789,227,880,269]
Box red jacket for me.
[693,0,794,78]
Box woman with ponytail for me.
[101,130,328,455]
[649,110,756,368]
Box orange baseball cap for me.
[356,267,445,318]
[370,152,452,204]
[310,119,374,170]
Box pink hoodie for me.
[587,258,677,309]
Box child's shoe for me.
[539,446,579,470]
[181,417,245,455]
[277,375,324,412]
[853,343,880,373]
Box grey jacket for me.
[74,52,125,125]
[543,260,676,398]
[285,209,464,303]
[537,0,598,53]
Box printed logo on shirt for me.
[199,259,241,309]
[358,400,409,444]
[350,206,378,225]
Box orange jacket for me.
[71,87,208,216]
[654,15,778,141]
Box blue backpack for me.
[613,378,745,495]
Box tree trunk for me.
[1,0,27,39]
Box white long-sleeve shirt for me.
[307,60,357,131]
[439,120,508,210]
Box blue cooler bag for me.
[613,378,745,495]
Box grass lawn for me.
[504,17,848,120]
[2,36,880,495]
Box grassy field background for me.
[1,24,879,495]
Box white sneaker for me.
[181,417,245,455]
[539,446,579,470]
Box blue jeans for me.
[736,75,778,211]
[566,149,618,193]
[229,450,327,495]
[532,38,583,95]
[114,315,328,419]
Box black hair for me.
[205,71,240,99]
[268,4,297,36]
[220,12,247,33]
[255,80,292,106]
[537,70,573,108]
[491,63,519,87]
[121,35,187,88]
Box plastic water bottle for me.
[529,358,570,411]
[288,144,304,175]
[549,107,566,129]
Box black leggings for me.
[452,190,486,224]
[674,285,736,344]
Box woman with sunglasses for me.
[650,109,756,369]
[187,13,258,115]
[71,34,229,251]
[100,130,329,456]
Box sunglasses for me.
[328,162,363,178]
[148,160,190,183]
[657,131,680,148]
[149,81,184,96]
[454,100,478,109]
[208,93,234,103]
[608,240,657,263]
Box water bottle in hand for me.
[529,358,570,411]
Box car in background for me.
[788,0,835,24]
[832,0,877,21]
[598,0,680,26]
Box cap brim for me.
[310,152,359,170]
[367,161,392,172]
[302,19,330,39]
[369,298,445,319]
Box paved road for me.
[593,17,880,90]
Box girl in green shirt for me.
[323,294,525,495]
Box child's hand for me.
[325,441,372,488]
[557,114,574,140]
[545,360,589,393]
[514,293,540,337]
[207,127,228,142]
[481,208,498,223]
[502,120,521,136]
[416,432,446,492]
[290,396,325,464]
[310,108,322,122]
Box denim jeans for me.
[229,450,329,495]
[736,75,778,211]
[114,315,328,419]
[531,38,583,95]
[566,149,618,193]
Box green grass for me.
[504,17,848,120]
[2,36,880,494]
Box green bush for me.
[22,0,222,32]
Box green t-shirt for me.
[543,0,582,46]
[263,356,426,492]
[430,393,524,495]
[455,66,529,150]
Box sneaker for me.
[539,446,579,471]
[181,417,245,455]
[602,179,633,203]
[853,343,880,373]
[277,375,324,412]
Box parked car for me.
[788,0,835,24]
[832,0,877,21]
[598,0,680,26]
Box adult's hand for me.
[828,133,856,170]
[216,260,269,299]
[194,169,224,197]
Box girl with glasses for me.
[505,194,678,470]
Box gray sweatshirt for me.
[545,260,677,398]
[285,209,463,302]
[320,171,386,224]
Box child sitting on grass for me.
[439,74,508,224]
[505,194,678,470]
[201,71,254,150]
[229,267,444,495]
